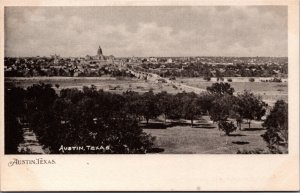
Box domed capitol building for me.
[85,45,115,64]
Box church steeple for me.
[97,45,103,56]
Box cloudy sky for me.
[5,6,287,57]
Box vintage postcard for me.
[0,0,299,191]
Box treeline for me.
[140,62,288,78]
[5,82,288,154]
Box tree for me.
[209,94,234,129]
[156,91,173,123]
[197,92,215,115]
[219,121,237,136]
[181,92,202,127]
[60,88,84,104]
[5,86,26,154]
[168,92,185,120]
[25,83,58,143]
[123,91,143,121]
[262,100,288,152]
[237,90,267,129]
[229,96,243,130]
[140,90,160,124]
[206,82,234,96]
[5,115,23,154]
[216,69,223,81]
[26,83,57,112]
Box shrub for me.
[249,78,255,82]
[269,77,282,82]
[219,121,237,135]
[227,78,232,82]
[203,76,211,81]
[206,82,235,95]
[219,77,224,82]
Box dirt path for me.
[18,128,46,154]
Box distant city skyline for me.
[5,6,287,57]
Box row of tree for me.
[140,62,288,78]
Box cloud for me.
[5,6,287,57]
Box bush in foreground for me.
[219,121,237,136]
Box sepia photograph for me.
[4,6,289,154]
[1,0,299,191]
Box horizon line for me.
[5,55,288,58]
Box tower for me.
[97,46,103,56]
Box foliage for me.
[5,113,23,154]
[229,99,243,130]
[6,84,156,154]
[209,94,235,125]
[219,121,237,135]
[236,90,267,129]
[5,87,26,154]
[269,77,282,82]
[140,90,160,124]
[262,100,288,151]
[197,93,215,114]
[156,91,173,123]
[167,93,184,119]
[206,82,234,96]
[5,81,274,154]
[123,91,143,120]
[181,92,202,127]
[203,76,211,81]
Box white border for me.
[0,0,299,191]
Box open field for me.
[176,78,288,105]
[5,77,288,103]
[5,77,181,94]
[144,116,269,154]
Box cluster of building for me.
[137,57,288,78]
[5,45,288,78]
[5,46,131,77]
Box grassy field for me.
[143,116,269,154]
[6,77,287,104]
[176,78,288,105]
[5,77,181,94]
